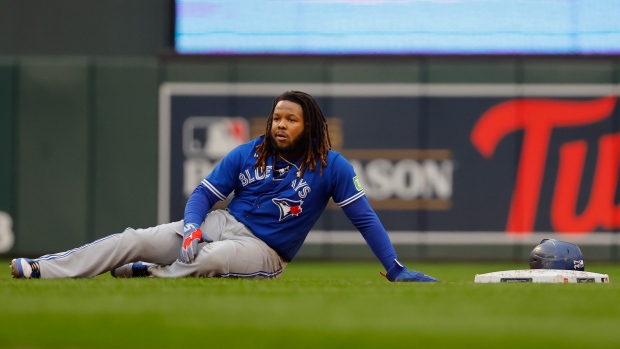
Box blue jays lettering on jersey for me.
[184,136,364,261]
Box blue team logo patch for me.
[272,198,303,221]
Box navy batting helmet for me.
[529,239,585,271]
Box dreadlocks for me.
[254,90,331,177]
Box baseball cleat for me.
[10,258,41,279]
[110,262,153,278]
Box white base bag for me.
[474,269,610,283]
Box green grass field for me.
[2,260,619,349]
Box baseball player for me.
[10,90,438,282]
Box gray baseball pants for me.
[35,210,288,279]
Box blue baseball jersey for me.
[187,136,364,261]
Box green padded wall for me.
[426,58,518,83]
[0,58,14,215]
[331,59,421,83]
[91,58,160,239]
[0,1,171,56]
[235,58,327,82]
[16,58,91,254]
[163,61,232,82]
[522,58,616,83]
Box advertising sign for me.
[159,83,620,246]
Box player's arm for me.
[180,147,242,263]
[340,196,396,270]
[183,184,223,227]
[332,154,438,282]
[179,186,219,263]
[341,198,437,282]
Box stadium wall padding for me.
[15,58,91,253]
[0,0,171,57]
[0,58,14,216]
[1,56,620,263]
[90,58,160,242]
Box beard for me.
[271,134,305,156]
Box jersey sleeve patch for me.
[201,179,227,201]
[335,190,365,207]
[353,176,363,191]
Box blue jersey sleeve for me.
[329,153,398,271]
[184,144,245,226]
[329,154,365,207]
[340,186,398,271]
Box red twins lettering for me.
[552,133,620,233]
[471,96,618,235]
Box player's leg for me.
[150,210,287,278]
[150,235,286,278]
[11,221,183,279]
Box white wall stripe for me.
[160,83,620,99]
[305,231,620,246]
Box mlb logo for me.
[181,116,251,201]
[183,117,250,159]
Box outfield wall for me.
[1,56,620,263]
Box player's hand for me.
[383,259,439,282]
[179,223,203,264]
